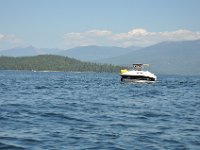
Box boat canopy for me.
[133,64,149,66]
[133,64,149,71]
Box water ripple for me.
[0,71,200,149]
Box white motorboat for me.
[120,64,157,82]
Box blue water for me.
[0,71,200,150]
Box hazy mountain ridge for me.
[57,45,140,61]
[0,46,41,56]
[0,46,63,56]
[0,40,200,75]
[97,40,200,75]
[0,45,140,61]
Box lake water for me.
[0,71,200,150]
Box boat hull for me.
[121,75,156,82]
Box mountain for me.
[57,45,140,61]
[41,48,64,54]
[0,46,64,57]
[1,40,200,75]
[97,40,200,75]
[0,45,137,60]
[0,46,42,56]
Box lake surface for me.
[0,71,200,150]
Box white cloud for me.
[64,32,96,47]
[0,34,4,40]
[158,29,200,41]
[0,34,22,43]
[64,30,113,48]
[63,28,200,48]
[128,28,149,36]
[112,28,200,47]
[0,33,26,50]
[86,30,112,36]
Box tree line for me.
[0,55,122,73]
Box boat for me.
[120,64,157,82]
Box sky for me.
[0,0,200,50]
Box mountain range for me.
[97,40,200,75]
[0,39,200,75]
[57,45,140,61]
[0,46,63,57]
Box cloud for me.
[0,34,22,43]
[158,29,200,41]
[64,30,112,48]
[64,32,94,47]
[111,28,200,47]
[63,28,200,48]
[86,30,112,36]
[0,33,25,50]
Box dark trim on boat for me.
[121,75,156,81]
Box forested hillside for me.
[0,55,122,73]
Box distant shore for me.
[0,55,122,73]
